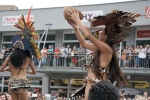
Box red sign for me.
[137,30,150,38]
[145,6,150,18]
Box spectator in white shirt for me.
[138,45,146,67]
[60,45,66,66]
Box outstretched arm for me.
[0,57,10,72]
[68,8,112,54]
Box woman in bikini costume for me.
[66,8,141,100]
[0,7,41,100]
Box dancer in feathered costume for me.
[14,6,41,59]
[66,8,142,100]
[0,7,40,100]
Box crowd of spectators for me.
[1,44,150,68]
[119,91,150,100]
[117,44,150,68]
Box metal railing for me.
[1,53,150,69]
[119,53,150,68]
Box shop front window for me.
[70,79,83,88]
[28,78,42,85]
[51,79,68,86]
[128,80,149,89]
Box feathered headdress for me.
[13,6,41,59]
[89,9,142,45]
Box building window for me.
[0,78,2,84]
[40,34,55,41]
[4,77,9,85]
[3,87,8,92]
[51,79,68,86]
[39,43,55,50]
[136,40,150,46]
[3,36,13,42]
[28,78,42,85]
[0,87,2,92]
[64,34,77,40]
[70,79,83,88]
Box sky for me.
[1,0,137,9]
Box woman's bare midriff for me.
[10,57,30,79]
[87,67,108,80]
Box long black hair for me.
[91,25,128,88]
[10,48,31,68]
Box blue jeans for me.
[42,57,47,66]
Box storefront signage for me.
[2,15,34,26]
[137,30,150,38]
[145,6,150,18]
[82,10,103,22]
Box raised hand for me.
[67,20,77,29]
[68,7,80,22]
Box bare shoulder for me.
[26,57,32,64]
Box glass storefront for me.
[51,79,68,86]
[128,80,149,89]
[70,79,83,88]
[28,78,42,85]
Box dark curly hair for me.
[88,81,119,100]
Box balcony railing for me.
[0,53,150,69]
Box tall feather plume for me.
[13,6,41,59]
[27,6,33,26]
[89,9,143,45]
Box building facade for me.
[0,0,150,98]
[0,5,18,11]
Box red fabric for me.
[54,49,60,58]
[54,49,60,52]
[34,88,39,92]
[72,57,77,65]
